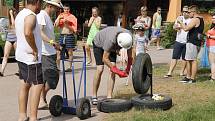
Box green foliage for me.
[161,22,176,48]
[208,8,215,15]
[5,0,14,7]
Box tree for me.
[5,0,14,7]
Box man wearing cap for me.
[92,26,133,104]
[55,4,77,72]
[37,0,62,109]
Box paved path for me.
[0,46,172,121]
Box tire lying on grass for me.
[131,94,172,110]
[132,53,152,94]
[97,99,132,113]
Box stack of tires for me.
[97,53,172,113]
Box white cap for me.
[117,32,132,49]
[44,0,63,8]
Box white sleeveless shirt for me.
[15,8,42,65]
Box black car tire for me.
[97,98,132,113]
[132,53,152,94]
[131,94,172,110]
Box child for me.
[126,24,148,86]
[133,23,148,56]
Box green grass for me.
[107,102,215,121]
[106,63,215,121]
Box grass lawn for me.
[106,63,215,121]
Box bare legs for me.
[18,80,43,121]
[166,59,187,76]
[93,63,116,98]
[209,52,215,79]
[1,41,16,75]
[85,44,92,64]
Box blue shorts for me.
[59,34,76,49]
[151,29,160,38]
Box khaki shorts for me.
[185,43,200,60]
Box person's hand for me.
[111,66,128,78]
[53,42,61,51]
[125,57,132,74]
[32,51,38,62]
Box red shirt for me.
[206,28,215,47]
[58,13,77,32]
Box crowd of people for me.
[0,0,215,120]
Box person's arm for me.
[9,10,15,27]
[125,48,132,74]
[152,13,157,28]
[88,16,95,27]
[173,18,181,31]
[179,18,197,32]
[54,14,63,27]
[24,14,38,59]
[135,16,140,24]
[145,17,151,30]
[103,50,127,77]
[94,17,102,29]
[102,51,114,68]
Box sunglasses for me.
[183,11,189,13]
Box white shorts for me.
[208,46,215,54]
[185,43,200,60]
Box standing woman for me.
[135,6,151,42]
[85,7,102,65]
[206,14,215,81]
[0,8,17,76]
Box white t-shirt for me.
[37,10,56,56]
[174,16,191,44]
[135,34,147,55]
[15,8,42,65]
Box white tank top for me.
[15,8,42,65]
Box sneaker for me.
[179,77,190,83]
[187,79,197,84]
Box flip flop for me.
[164,74,172,78]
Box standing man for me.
[92,26,133,104]
[15,0,43,120]
[178,5,204,83]
[37,0,62,109]
[151,7,163,50]
[164,6,191,78]
[55,4,77,72]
